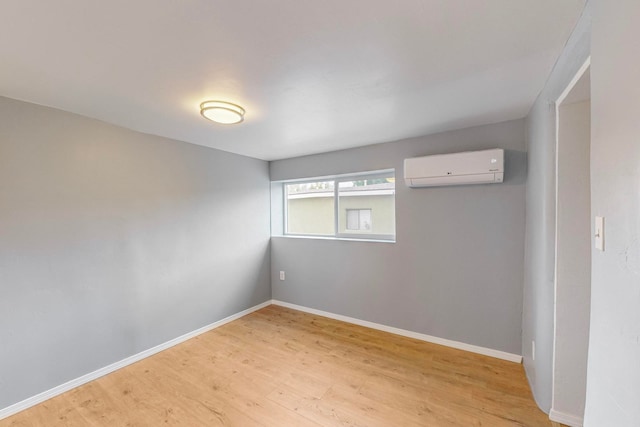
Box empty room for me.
[1,1,638,426]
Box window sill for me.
[272,235,396,244]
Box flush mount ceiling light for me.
[200,100,245,125]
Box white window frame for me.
[282,169,395,242]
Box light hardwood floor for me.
[2,305,563,426]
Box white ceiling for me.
[1,0,585,161]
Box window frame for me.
[282,169,396,242]
[346,208,372,231]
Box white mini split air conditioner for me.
[404,148,504,187]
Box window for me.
[346,209,372,231]
[285,180,335,235]
[283,170,395,241]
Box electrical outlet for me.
[532,341,536,361]
[279,271,285,281]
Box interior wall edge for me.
[521,0,591,414]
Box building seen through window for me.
[284,170,395,241]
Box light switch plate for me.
[595,216,605,251]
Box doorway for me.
[551,59,591,426]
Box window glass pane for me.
[286,181,335,235]
[338,176,395,235]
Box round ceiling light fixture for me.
[200,100,245,125]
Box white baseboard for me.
[0,300,272,421]
[272,300,523,363]
[549,408,584,427]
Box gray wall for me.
[522,4,591,412]
[585,0,640,424]
[0,97,271,410]
[270,119,526,355]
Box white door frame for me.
[551,56,591,427]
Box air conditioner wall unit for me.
[404,148,504,188]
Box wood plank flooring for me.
[1,305,561,426]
